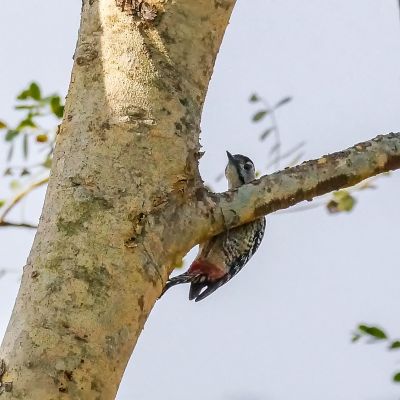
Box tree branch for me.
[0,176,48,225]
[0,221,37,229]
[186,133,400,246]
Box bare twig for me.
[266,141,306,169]
[0,176,49,224]
[258,97,282,169]
[0,221,37,229]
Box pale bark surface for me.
[185,133,400,246]
[0,0,236,398]
[1,1,400,400]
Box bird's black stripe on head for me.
[231,157,245,184]
[237,169,245,184]
[235,155,253,184]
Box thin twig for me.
[266,141,306,169]
[0,221,37,229]
[259,97,281,169]
[2,161,44,171]
[0,176,49,223]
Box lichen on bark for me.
[0,0,237,399]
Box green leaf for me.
[29,82,41,100]
[274,96,292,109]
[252,110,269,122]
[14,105,37,110]
[333,190,350,201]
[56,105,65,118]
[0,200,5,208]
[358,324,387,340]
[393,372,400,383]
[259,127,275,141]
[5,130,19,142]
[0,120,7,129]
[340,195,356,212]
[17,89,31,100]
[327,190,356,213]
[50,96,60,112]
[17,116,36,131]
[389,341,400,350]
[16,82,41,101]
[351,334,361,343]
[50,96,64,118]
[326,200,339,213]
[249,93,259,103]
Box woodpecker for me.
[161,151,266,302]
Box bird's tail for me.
[160,272,199,298]
[194,274,230,302]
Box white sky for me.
[1,1,400,399]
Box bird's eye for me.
[243,162,253,171]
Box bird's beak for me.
[226,151,234,163]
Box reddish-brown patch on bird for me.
[188,259,226,281]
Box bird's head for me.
[225,151,256,189]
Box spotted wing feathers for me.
[160,217,266,302]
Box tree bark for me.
[0,0,236,398]
[184,133,400,247]
[1,1,400,400]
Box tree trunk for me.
[2,1,400,399]
[0,0,236,398]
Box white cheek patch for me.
[244,162,254,170]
